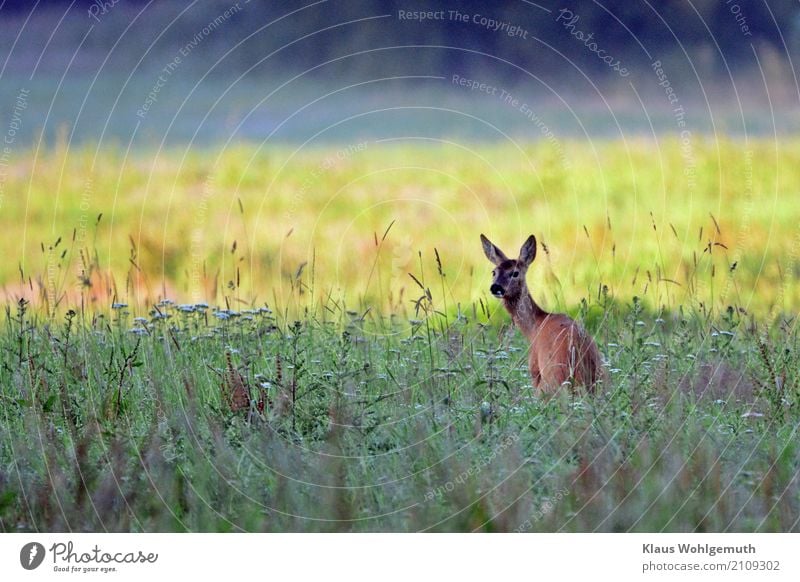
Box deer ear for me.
[480,234,508,266]
[518,235,537,267]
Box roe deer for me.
[480,234,601,394]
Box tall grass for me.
[0,272,798,532]
[1,139,798,532]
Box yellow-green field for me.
[2,138,799,318]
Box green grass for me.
[0,292,798,532]
[1,139,799,532]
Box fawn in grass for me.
[481,234,602,394]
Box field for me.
[3,138,800,316]
[1,139,799,532]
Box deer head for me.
[480,234,537,301]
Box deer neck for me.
[503,289,547,339]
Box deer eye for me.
[512,271,519,278]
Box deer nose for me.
[490,284,504,297]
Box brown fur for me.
[481,234,601,394]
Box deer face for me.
[480,234,537,300]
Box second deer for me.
[480,234,602,394]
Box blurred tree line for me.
[1,0,798,83]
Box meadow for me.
[3,138,800,317]
[0,139,799,532]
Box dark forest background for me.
[1,0,797,142]
[2,1,797,79]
